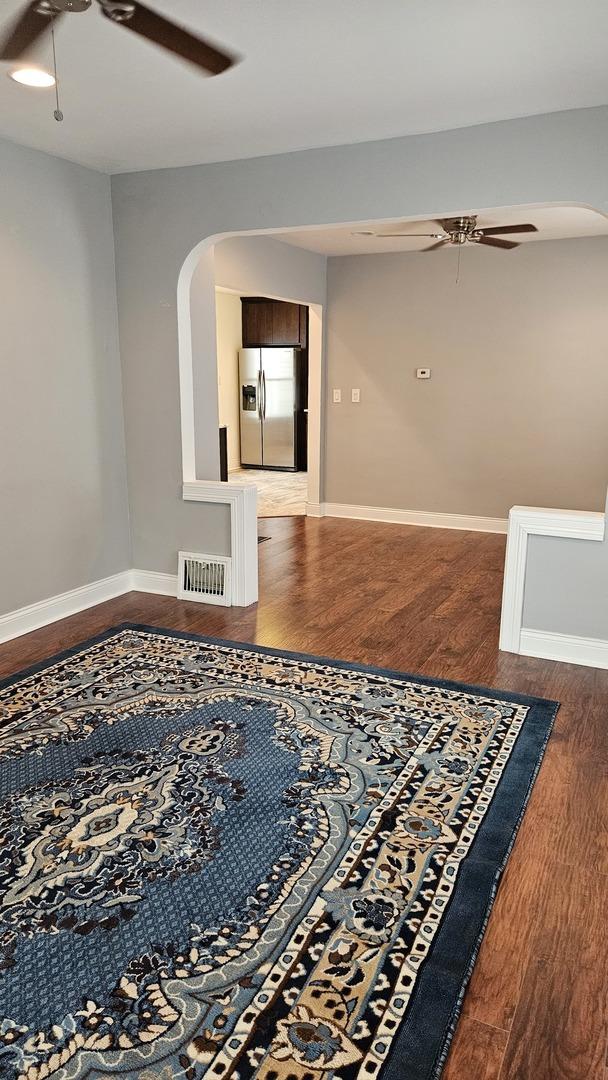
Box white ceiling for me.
[275,206,608,257]
[0,0,607,173]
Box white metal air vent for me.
[177,552,232,606]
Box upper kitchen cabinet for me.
[241,298,307,347]
[241,298,274,346]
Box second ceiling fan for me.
[355,215,538,251]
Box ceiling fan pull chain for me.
[51,24,63,121]
[456,242,461,285]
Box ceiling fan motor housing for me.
[43,0,91,12]
[445,216,480,244]
[97,0,136,20]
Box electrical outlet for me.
[416,368,431,380]
[332,388,342,403]
[351,388,361,403]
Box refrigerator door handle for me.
[258,372,263,420]
[261,369,267,420]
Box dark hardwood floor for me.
[1,515,606,1079]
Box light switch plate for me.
[416,368,431,380]
[351,388,360,403]
[332,388,342,403]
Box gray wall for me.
[0,138,130,615]
[324,237,608,517]
[215,235,327,304]
[109,107,608,572]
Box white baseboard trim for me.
[319,502,507,534]
[519,627,608,669]
[130,569,178,597]
[2,479,257,646]
[0,571,132,645]
[305,502,323,518]
[0,567,190,645]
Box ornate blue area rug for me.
[0,625,557,1080]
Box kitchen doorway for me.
[229,468,307,516]
[216,292,311,517]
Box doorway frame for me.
[214,287,324,513]
[177,233,325,606]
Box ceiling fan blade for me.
[478,224,538,236]
[100,1,236,75]
[0,2,58,61]
[375,233,445,238]
[477,236,519,250]
[423,240,449,252]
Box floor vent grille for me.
[177,552,231,606]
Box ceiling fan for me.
[354,215,538,251]
[0,0,237,76]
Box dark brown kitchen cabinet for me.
[241,298,307,347]
[241,300,273,347]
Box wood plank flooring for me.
[1,515,606,1079]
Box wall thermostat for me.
[416,368,431,379]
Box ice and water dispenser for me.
[242,384,257,411]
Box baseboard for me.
[319,502,507,534]
[0,571,132,645]
[519,627,608,669]
[130,569,178,596]
[305,502,323,518]
[0,569,182,645]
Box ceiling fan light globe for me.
[9,66,55,86]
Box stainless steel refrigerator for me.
[239,347,299,468]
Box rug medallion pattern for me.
[0,626,556,1080]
